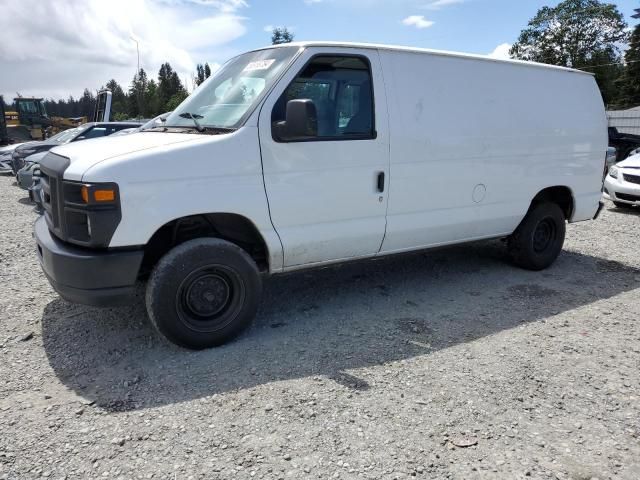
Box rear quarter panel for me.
[379,50,606,252]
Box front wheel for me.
[145,238,262,349]
[508,202,566,271]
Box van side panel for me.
[378,49,607,253]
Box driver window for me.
[271,55,374,140]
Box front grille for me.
[39,166,63,235]
[623,173,640,185]
[616,192,640,203]
[38,153,70,240]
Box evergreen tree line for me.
[39,61,213,121]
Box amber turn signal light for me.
[81,185,89,203]
[81,185,116,203]
[94,189,116,202]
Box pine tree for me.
[128,68,148,118]
[271,27,294,45]
[78,89,96,118]
[158,63,186,111]
[616,24,640,108]
[145,79,161,117]
[105,79,128,118]
[195,64,206,86]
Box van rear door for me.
[258,47,390,268]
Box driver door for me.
[258,47,390,268]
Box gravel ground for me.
[1,172,639,480]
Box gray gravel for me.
[1,171,639,480]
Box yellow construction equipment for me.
[2,96,89,144]
[4,96,51,142]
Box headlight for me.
[609,166,619,179]
[59,181,121,247]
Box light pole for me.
[130,35,140,75]
[130,33,141,117]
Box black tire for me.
[508,202,566,271]
[613,201,635,209]
[145,238,262,349]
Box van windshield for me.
[164,47,298,131]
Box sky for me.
[0,0,639,101]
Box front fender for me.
[84,127,283,271]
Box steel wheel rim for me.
[176,264,245,333]
[532,217,556,253]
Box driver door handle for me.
[376,171,385,193]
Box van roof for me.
[258,41,593,76]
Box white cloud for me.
[304,0,324,4]
[422,0,463,9]
[0,0,248,99]
[487,43,512,60]
[157,0,247,12]
[402,15,434,29]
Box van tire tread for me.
[508,202,566,271]
[145,238,262,349]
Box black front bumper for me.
[34,216,144,306]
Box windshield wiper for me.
[179,112,205,132]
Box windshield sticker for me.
[243,59,276,72]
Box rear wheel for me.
[145,238,262,349]
[613,201,635,209]
[508,202,566,271]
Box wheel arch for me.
[529,186,575,220]
[140,212,272,277]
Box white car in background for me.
[109,112,172,137]
[604,153,640,209]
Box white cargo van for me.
[34,42,607,349]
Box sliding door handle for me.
[376,171,385,193]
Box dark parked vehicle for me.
[10,122,141,174]
[608,127,640,163]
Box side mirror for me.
[275,99,318,140]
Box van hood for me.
[618,153,640,169]
[52,131,205,181]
